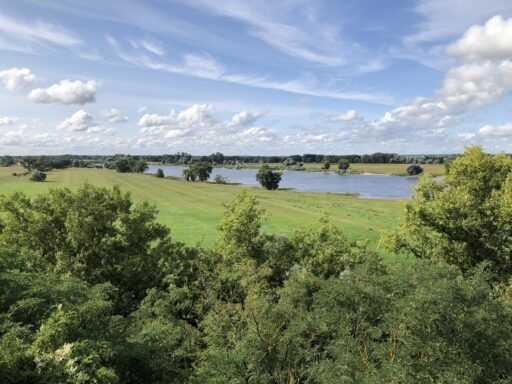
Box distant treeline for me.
[0,152,473,168]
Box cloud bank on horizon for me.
[0,0,512,155]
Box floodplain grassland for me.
[0,166,402,250]
[216,162,446,176]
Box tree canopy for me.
[382,146,512,281]
[256,165,282,190]
[1,147,511,382]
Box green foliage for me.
[191,162,213,182]
[30,171,46,182]
[113,157,148,173]
[1,167,512,382]
[217,191,265,260]
[256,164,282,190]
[322,161,331,170]
[183,168,197,181]
[0,183,172,308]
[196,258,512,384]
[0,156,14,167]
[338,159,350,172]
[213,174,227,184]
[209,152,224,164]
[22,156,71,173]
[382,146,512,281]
[183,162,213,182]
[406,164,424,175]
[155,168,165,178]
[291,218,378,278]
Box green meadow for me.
[0,166,402,249]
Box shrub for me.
[406,164,423,176]
[30,171,46,182]
[338,160,350,172]
[322,161,330,170]
[155,168,165,178]
[214,175,227,184]
[256,165,281,190]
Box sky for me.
[1,0,512,155]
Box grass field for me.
[220,162,445,176]
[0,167,403,251]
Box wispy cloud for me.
[0,11,82,48]
[179,0,357,67]
[107,35,393,105]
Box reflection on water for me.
[146,165,421,199]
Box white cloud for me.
[57,110,116,136]
[138,104,217,138]
[29,80,98,105]
[228,111,261,128]
[0,116,18,126]
[406,0,512,44]
[85,126,116,135]
[457,132,476,140]
[100,108,128,123]
[479,123,512,137]
[0,67,37,91]
[0,12,81,47]
[439,60,512,111]
[0,130,24,146]
[347,15,512,145]
[57,110,95,131]
[327,109,358,123]
[447,15,512,60]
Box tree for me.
[114,157,132,173]
[338,159,350,172]
[382,146,512,281]
[0,183,173,309]
[30,171,46,182]
[183,169,196,181]
[0,156,14,167]
[217,191,265,260]
[183,162,212,182]
[290,218,377,278]
[190,162,213,182]
[155,168,165,178]
[256,165,281,190]
[209,152,224,164]
[113,157,148,173]
[322,161,331,170]
[406,164,423,175]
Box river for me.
[146,165,422,199]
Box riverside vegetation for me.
[0,146,511,383]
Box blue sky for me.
[1,0,512,155]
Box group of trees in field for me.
[113,157,148,173]
[0,146,511,383]
[183,162,213,182]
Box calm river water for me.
[146,165,421,199]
